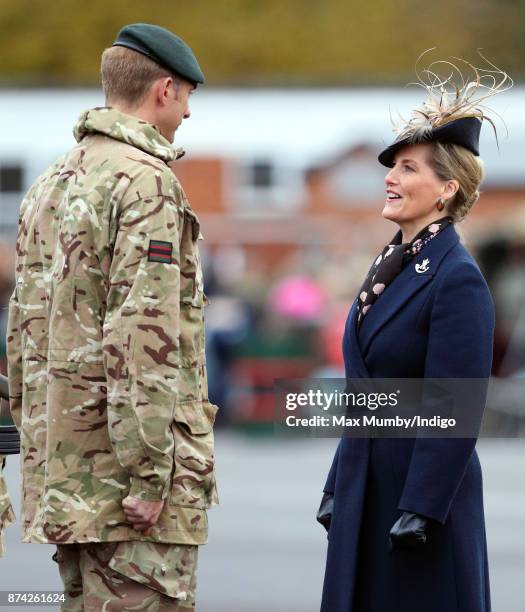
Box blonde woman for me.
[319,55,511,612]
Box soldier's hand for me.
[122,496,165,536]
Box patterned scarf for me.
[356,217,452,329]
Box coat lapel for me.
[344,300,371,378]
[357,224,460,357]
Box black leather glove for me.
[316,492,334,532]
[389,511,430,551]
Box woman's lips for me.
[386,192,403,203]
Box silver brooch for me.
[415,258,430,274]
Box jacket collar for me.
[350,223,460,363]
[73,107,185,163]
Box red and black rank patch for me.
[148,240,173,264]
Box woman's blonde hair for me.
[428,142,485,222]
[101,46,171,109]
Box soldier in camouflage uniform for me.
[0,456,15,557]
[6,24,217,610]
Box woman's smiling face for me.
[382,143,454,227]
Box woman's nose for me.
[385,168,397,185]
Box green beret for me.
[113,23,205,85]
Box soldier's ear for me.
[152,77,172,107]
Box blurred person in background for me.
[6,23,217,611]
[318,55,511,612]
[0,242,15,362]
[0,241,15,557]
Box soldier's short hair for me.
[101,46,172,109]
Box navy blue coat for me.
[320,224,494,612]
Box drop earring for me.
[436,198,445,211]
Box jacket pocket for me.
[169,401,218,510]
[179,208,205,309]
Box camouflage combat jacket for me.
[6,107,218,545]
[0,456,15,556]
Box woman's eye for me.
[404,164,414,172]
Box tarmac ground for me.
[1,434,524,611]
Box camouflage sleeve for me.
[103,172,182,502]
[6,289,23,430]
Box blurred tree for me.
[0,0,520,85]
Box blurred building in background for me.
[1,87,525,428]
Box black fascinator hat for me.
[378,50,512,168]
[379,117,482,167]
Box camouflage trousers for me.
[54,541,198,611]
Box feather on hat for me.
[378,50,512,167]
